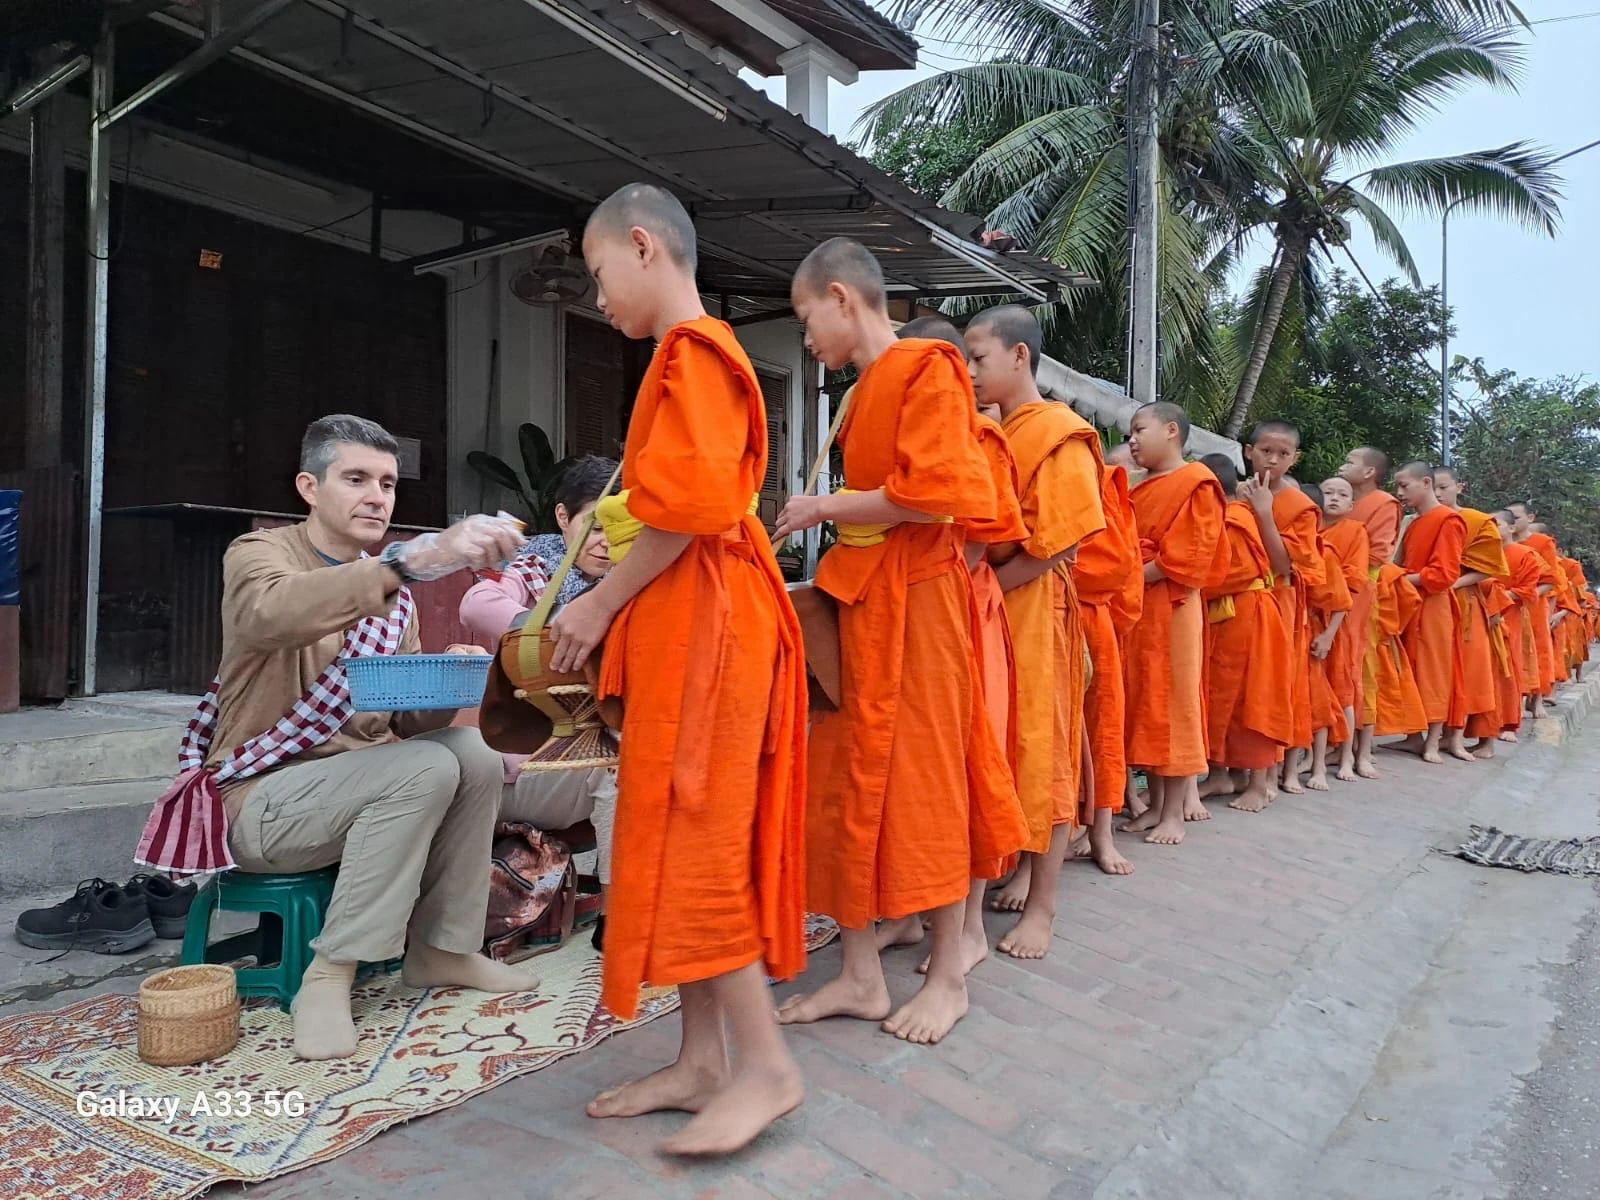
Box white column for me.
[778,45,832,134]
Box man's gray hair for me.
[299,414,399,479]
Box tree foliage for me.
[1452,365,1600,574]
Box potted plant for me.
[466,424,572,532]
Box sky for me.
[745,6,1600,386]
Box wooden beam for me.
[25,76,65,469]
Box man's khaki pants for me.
[228,728,503,965]
[500,767,616,884]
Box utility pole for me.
[1128,0,1160,406]
[1439,197,1465,467]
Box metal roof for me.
[141,0,1092,303]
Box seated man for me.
[135,414,530,1061]
[459,455,619,944]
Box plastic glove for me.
[396,515,525,581]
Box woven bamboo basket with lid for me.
[137,964,240,1067]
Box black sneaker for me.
[125,873,198,939]
[14,879,156,955]
[590,914,605,954]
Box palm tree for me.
[857,0,1297,406]
[1217,0,1563,436]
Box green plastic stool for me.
[180,869,337,1011]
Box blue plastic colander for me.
[342,654,493,712]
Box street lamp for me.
[1439,195,1468,467]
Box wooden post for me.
[24,77,65,469]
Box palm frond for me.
[1335,187,1421,283]
[854,63,1097,147]
[1359,143,1563,234]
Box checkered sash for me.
[134,586,415,875]
[495,546,551,601]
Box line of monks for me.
[545,186,1597,1155]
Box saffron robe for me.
[1271,486,1327,749]
[1124,463,1228,777]
[1371,563,1429,736]
[1202,500,1294,769]
[595,317,807,1019]
[1453,508,1511,738]
[1306,541,1354,743]
[1502,542,1544,701]
[1397,505,1467,726]
[1352,489,1404,726]
[807,340,1028,928]
[1524,533,1567,686]
[1000,400,1105,851]
[1073,464,1142,814]
[1560,558,1591,671]
[1322,519,1371,715]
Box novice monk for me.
[1243,421,1325,795]
[1119,403,1228,844]
[1432,467,1510,759]
[550,183,808,1155]
[1319,477,1371,782]
[1339,447,1405,778]
[1103,442,1148,818]
[1196,453,1293,813]
[1299,482,1353,791]
[1071,446,1143,875]
[1491,510,1541,737]
[1391,462,1467,764]
[882,315,1029,971]
[1512,507,1560,707]
[775,238,1027,1044]
[1371,562,1430,740]
[965,304,1107,957]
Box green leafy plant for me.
[466,423,572,532]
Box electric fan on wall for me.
[508,242,589,306]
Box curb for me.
[1532,652,1600,746]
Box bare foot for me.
[587,1059,727,1119]
[1471,739,1497,760]
[1498,731,1518,743]
[1335,766,1358,782]
[1228,783,1272,814]
[660,1067,804,1157]
[1145,818,1185,845]
[1448,746,1478,763]
[1388,735,1426,757]
[1422,748,1444,764]
[1279,773,1306,796]
[997,907,1055,960]
[1121,807,1162,834]
[882,978,968,1045]
[1089,826,1135,876]
[776,976,892,1026]
[875,915,925,951]
[1197,772,1236,799]
[917,926,990,976]
[1306,772,1330,791]
[1355,755,1379,779]
[987,869,1030,913]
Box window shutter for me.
[755,367,789,530]
[564,316,625,458]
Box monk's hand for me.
[549,590,613,673]
[1310,631,1334,660]
[443,643,490,656]
[1240,474,1274,517]
[1488,613,1504,629]
[775,494,828,542]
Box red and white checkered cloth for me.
[134,586,415,875]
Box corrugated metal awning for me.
[143,0,1093,303]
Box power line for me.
[1529,10,1600,25]
[1552,136,1600,164]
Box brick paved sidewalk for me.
[208,725,1575,1200]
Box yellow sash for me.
[597,490,759,563]
[832,487,953,548]
[1207,577,1271,624]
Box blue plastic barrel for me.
[0,490,20,607]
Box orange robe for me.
[1000,400,1106,851]
[1397,505,1467,726]
[1270,487,1327,749]
[1124,463,1228,777]
[1501,542,1544,704]
[1525,544,1560,696]
[1202,500,1293,769]
[1073,464,1142,815]
[595,317,806,1019]
[968,416,1029,768]
[1372,563,1428,735]
[1560,558,1590,671]
[1306,542,1354,743]
[1525,533,1568,685]
[1322,519,1370,716]
[1453,509,1511,738]
[807,340,1027,929]
[1352,489,1404,726]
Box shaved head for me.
[1340,445,1391,489]
[1200,452,1239,493]
[1299,480,1325,511]
[1134,401,1191,445]
[898,315,966,354]
[1396,460,1434,483]
[793,237,885,308]
[1530,522,1552,535]
[1248,419,1301,448]
[1493,509,1516,523]
[967,304,1043,375]
[585,182,697,271]
[1432,465,1460,485]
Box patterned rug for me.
[0,915,838,1200]
[1452,825,1600,876]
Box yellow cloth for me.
[832,487,953,547]
[1207,576,1272,624]
[598,489,759,563]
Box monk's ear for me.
[826,280,852,312]
[629,223,654,264]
